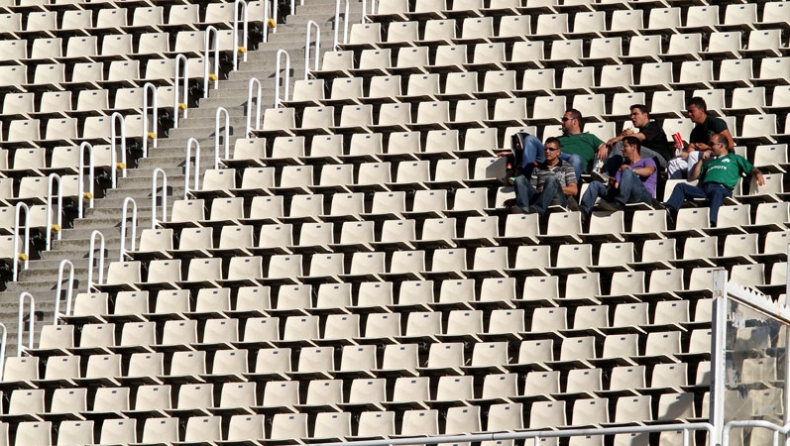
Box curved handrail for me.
[362,0,375,22]
[12,203,30,283]
[119,197,137,262]
[87,230,105,292]
[45,173,63,251]
[173,54,189,129]
[53,259,75,325]
[215,107,230,169]
[304,23,319,80]
[141,82,158,157]
[17,292,34,356]
[333,0,350,50]
[233,0,249,71]
[246,77,263,135]
[151,168,167,229]
[203,25,220,98]
[110,112,127,187]
[723,420,787,446]
[276,49,291,107]
[263,0,277,43]
[77,141,95,220]
[184,138,201,200]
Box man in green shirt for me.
[557,108,607,181]
[663,134,764,226]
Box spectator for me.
[504,137,577,215]
[663,134,764,227]
[580,136,657,214]
[667,97,735,179]
[498,130,545,180]
[557,108,604,182]
[604,104,671,170]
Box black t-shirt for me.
[689,115,728,144]
[638,121,671,161]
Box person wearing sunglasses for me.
[667,96,735,180]
[662,134,763,227]
[557,108,608,181]
[504,137,578,215]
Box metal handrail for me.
[173,54,189,129]
[215,107,230,169]
[263,0,277,43]
[119,197,137,261]
[333,0,350,51]
[204,26,220,98]
[17,292,34,356]
[110,112,127,187]
[184,138,201,199]
[245,77,262,135]
[362,0,375,21]
[310,424,713,446]
[304,23,319,80]
[53,259,74,325]
[45,173,63,251]
[12,203,30,283]
[0,323,7,378]
[275,49,291,107]
[151,168,167,229]
[233,0,249,71]
[77,141,95,220]
[141,82,158,157]
[723,420,787,446]
[87,230,105,291]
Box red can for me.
[672,133,683,147]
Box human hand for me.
[597,145,609,161]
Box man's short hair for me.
[623,136,641,150]
[630,104,649,115]
[544,137,561,148]
[565,108,583,123]
[687,97,708,112]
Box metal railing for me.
[275,50,291,107]
[233,0,249,71]
[203,26,220,98]
[141,82,158,158]
[77,141,96,220]
[246,77,262,135]
[119,197,137,261]
[16,292,34,356]
[87,230,105,292]
[12,203,30,283]
[45,173,63,252]
[110,112,127,188]
[184,138,201,199]
[53,259,74,325]
[215,107,230,169]
[173,54,189,129]
[304,22,319,80]
[151,168,168,229]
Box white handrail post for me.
[233,0,249,71]
[151,168,167,229]
[45,173,63,251]
[141,82,158,157]
[263,0,270,43]
[215,107,230,169]
[173,54,189,129]
[119,197,137,262]
[111,112,127,186]
[362,0,375,22]
[0,323,7,377]
[87,230,105,292]
[12,203,30,283]
[203,26,220,99]
[17,293,34,356]
[184,138,201,200]
[275,49,291,107]
[53,259,75,325]
[77,141,95,220]
[333,0,350,51]
[304,23,319,80]
[246,77,263,135]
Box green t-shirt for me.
[557,132,604,172]
[699,152,756,189]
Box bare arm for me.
[563,182,578,197]
[689,150,709,181]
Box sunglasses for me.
[561,117,572,122]
[545,147,560,151]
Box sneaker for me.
[590,171,609,183]
[509,205,526,214]
[527,205,541,214]
[595,199,625,212]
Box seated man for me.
[580,136,657,214]
[505,137,577,215]
[603,104,672,170]
[663,134,764,227]
[557,108,604,181]
[667,96,735,180]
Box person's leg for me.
[558,153,584,183]
[604,142,624,177]
[615,168,652,205]
[580,181,607,215]
[664,182,706,212]
[514,174,538,211]
[667,156,688,179]
[531,176,561,214]
[703,183,732,227]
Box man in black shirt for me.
[604,104,671,170]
